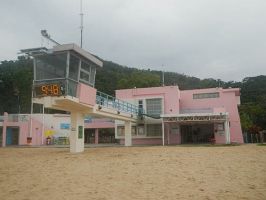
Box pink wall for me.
[1,113,70,146]
[116,86,180,114]
[77,83,96,106]
[166,123,181,145]
[119,138,162,145]
[116,87,243,144]
[85,119,115,129]
[180,88,243,143]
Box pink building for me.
[0,113,71,146]
[1,44,243,147]
[115,86,243,145]
[0,113,115,146]
[0,86,243,147]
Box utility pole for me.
[80,0,84,48]
[162,65,165,86]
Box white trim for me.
[161,112,227,118]
[162,119,165,146]
[53,44,103,67]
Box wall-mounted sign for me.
[217,123,224,131]
[60,123,70,129]
[78,126,83,139]
[34,83,64,97]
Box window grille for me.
[146,98,162,116]
[146,124,162,136]
[193,92,219,99]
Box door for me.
[0,127,3,146]
[181,125,193,144]
[6,127,19,145]
[84,129,95,144]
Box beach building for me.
[0,44,243,148]
[115,86,243,145]
[0,86,243,146]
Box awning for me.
[161,113,228,123]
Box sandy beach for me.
[0,145,265,200]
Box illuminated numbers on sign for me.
[38,84,61,96]
[41,85,48,95]
[53,85,59,95]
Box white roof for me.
[53,43,103,67]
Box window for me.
[80,61,91,84]
[138,100,143,114]
[132,126,137,136]
[68,79,78,97]
[35,53,67,80]
[137,125,145,136]
[193,92,219,99]
[69,54,79,81]
[146,98,162,116]
[89,66,96,86]
[146,124,162,136]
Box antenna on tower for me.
[80,0,84,48]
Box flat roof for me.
[53,43,103,67]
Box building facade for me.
[0,86,243,146]
[115,86,243,145]
[0,113,115,146]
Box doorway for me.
[84,129,95,144]
[6,127,19,145]
[181,124,214,144]
[0,127,3,146]
[99,128,116,143]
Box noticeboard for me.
[78,126,83,139]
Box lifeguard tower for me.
[22,44,140,153]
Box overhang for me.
[161,113,228,123]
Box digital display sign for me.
[35,83,65,97]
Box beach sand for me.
[0,145,265,200]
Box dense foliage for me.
[0,57,265,132]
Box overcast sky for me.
[1,0,265,81]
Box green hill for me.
[0,57,265,132]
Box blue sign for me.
[60,123,70,129]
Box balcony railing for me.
[96,91,142,116]
[7,114,29,122]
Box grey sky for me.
[0,0,266,81]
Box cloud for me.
[0,0,265,81]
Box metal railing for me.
[0,116,4,122]
[96,91,142,116]
[5,114,29,122]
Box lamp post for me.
[13,87,20,114]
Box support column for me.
[70,111,84,153]
[124,121,132,146]
[167,123,170,145]
[224,117,230,144]
[2,112,8,147]
[95,129,99,144]
[162,120,165,146]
